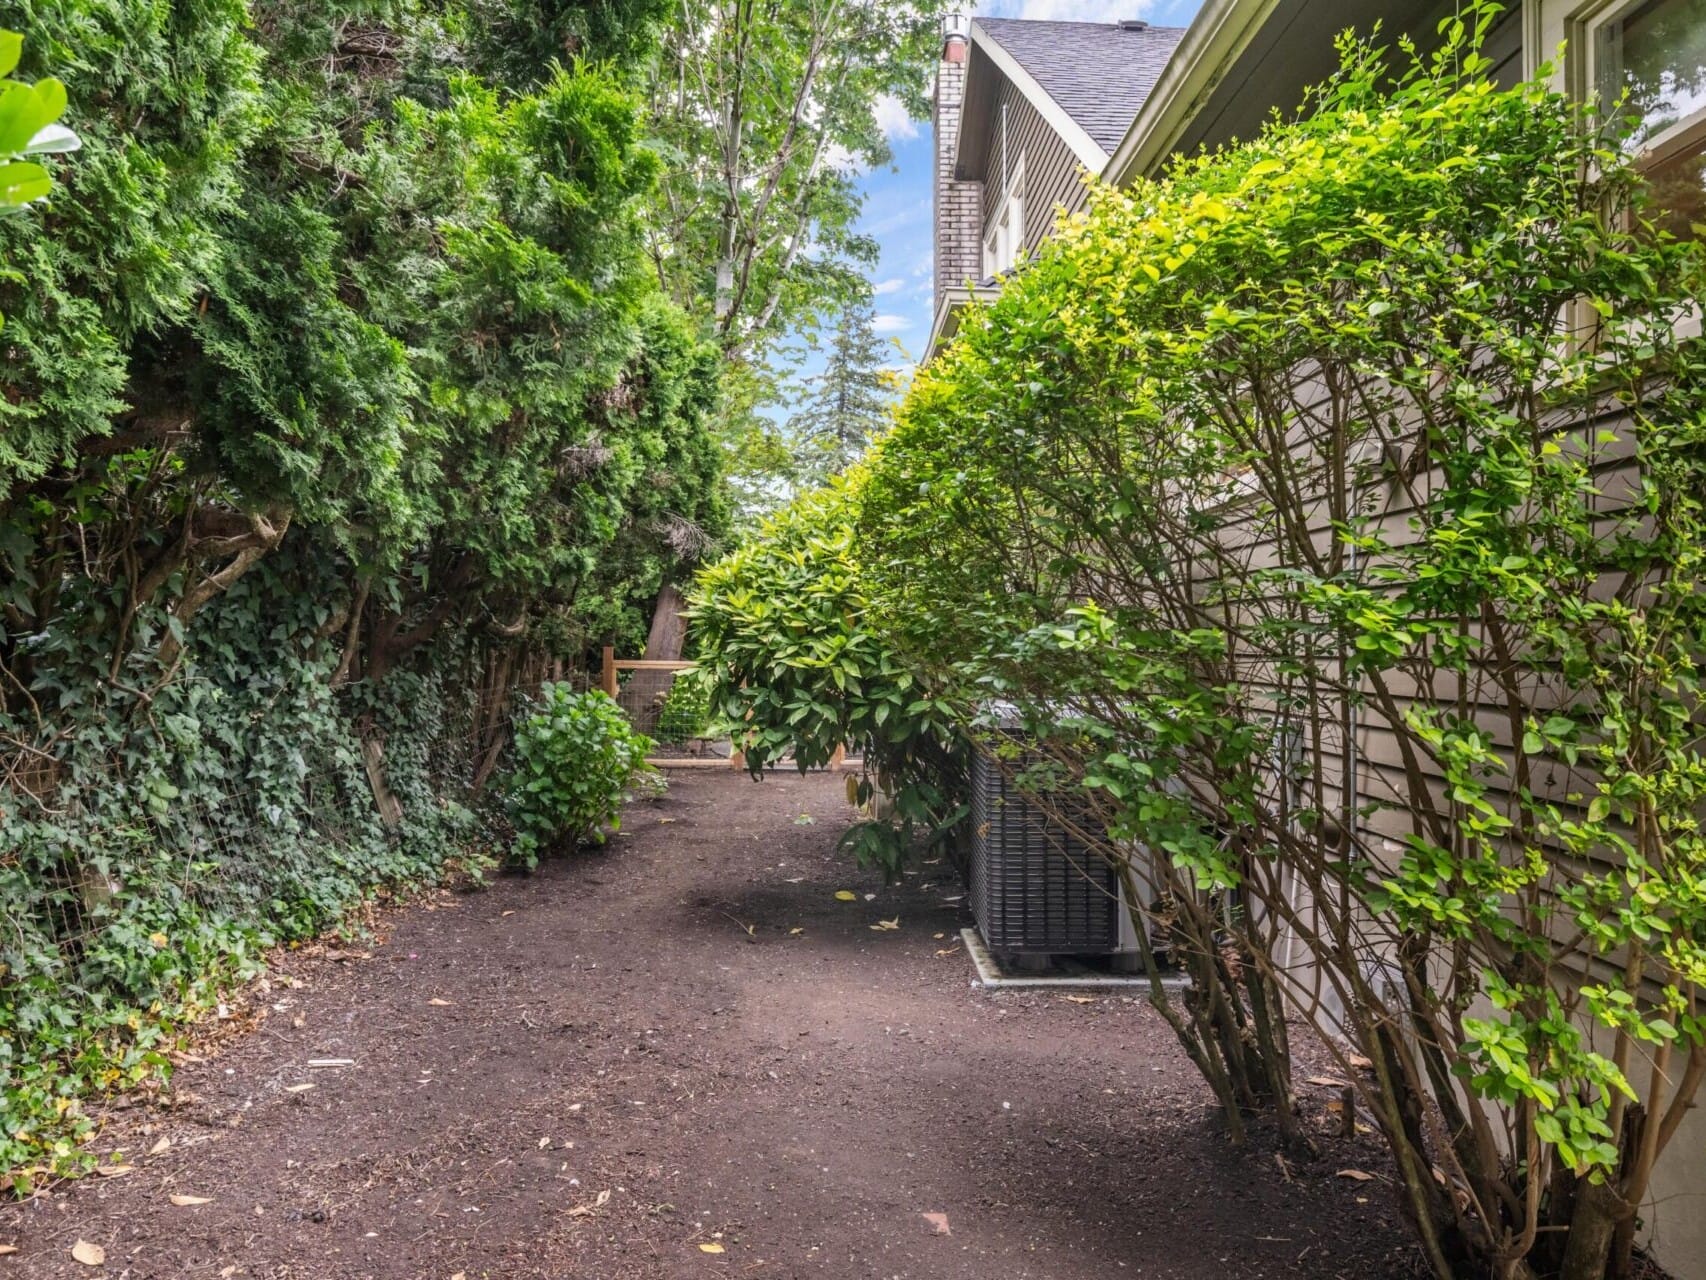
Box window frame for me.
[1568,0,1706,167]
[982,155,1026,277]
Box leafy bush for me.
[690,475,965,875]
[655,667,714,744]
[505,686,654,866]
[854,9,1706,1279]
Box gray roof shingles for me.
[976,18,1186,154]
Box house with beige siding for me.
[930,2,1706,1274]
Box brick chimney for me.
[933,12,982,317]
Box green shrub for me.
[689,476,966,876]
[505,685,654,866]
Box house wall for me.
[934,41,984,308]
[979,75,1093,260]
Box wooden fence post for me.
[601,646,618,698]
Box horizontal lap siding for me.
[982,77,1094,258]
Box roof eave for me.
[924,285,1001,367]
[1100,0,1281,188]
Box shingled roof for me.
[975,18,1186,155]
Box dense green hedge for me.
[0,0,722,1185]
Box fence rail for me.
[600,647,736,768]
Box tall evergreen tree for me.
[787,300,899,488]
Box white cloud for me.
[824,141,865,174]
[873,93,920,142]
[872,277,905,296]
[872,314,913,334]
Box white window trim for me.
[1562,0,1706,159]
[1540,0,1706,340]
[983,155,1026,278]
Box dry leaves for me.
[95,1164,134,1178]
[148,1136,171,1156]
[869,918,900,932]
[1062,995,1094,1005]
[921,1211,952,1236]
[1306,1076,1350,1088]
[285,1083,316,1094]
[170,1193,214,1206]
[567,1189,611,1217]
[428,998,453,1007]
[1336,1169,1376,1182]
[0,1244,17,1256]
[71,1240,106,1266]
[697,1242,725,1254]
[833,890,856,902]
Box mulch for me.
[2,769,1420,1279]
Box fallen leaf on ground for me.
[567,1189,611,1217]
[933,932,945,940]
[538,1136,551,1149]
[307,1058,354,1068]
[428,998,453,1007]
[1347,1053,1374,1069]
[698,1242,725,1253]
[657,817,676,824]
[922,1212,951,1236]
[788,928,804,936]
[220,1267,236,1277]
[95,1164,134,1178]
[1307,1076,1350,1088]
[0,1244,16,1255]
[869,918,900,931]
[933,947,960,957]
[1063,995,1094,1004]
[793,814,814,825]
[285,1083,316,1094]
[148,1136,171,1156]
[833,890,857,902]
[452,1273,467,1280]
[72,1240,105,1266]
[1336,1169,1376,1182]
[501,910,515,917]
[863,893,876,901]
[170,1193,214,1206]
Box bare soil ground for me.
[3,770,1418,1279]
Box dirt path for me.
[4,771,1414,1279]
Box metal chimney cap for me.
[1119,18,1149,29]
[943,11,972,41]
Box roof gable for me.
[975,18,1186,156]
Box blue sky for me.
[847,0,1207,373]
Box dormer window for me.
[984,157,1026,276]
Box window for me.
[1591,0,1706,241]
[983,159,1025,277]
